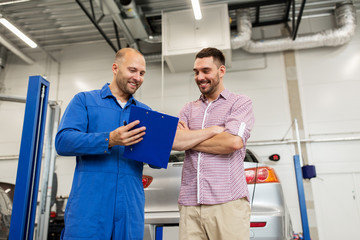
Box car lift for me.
[293,119,312,240]
[36,95,60,240]
[155,226,163,240]
[7,76,58,240]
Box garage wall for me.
[0,12,359,240]
[296,20,360,239]
[0,51,60,183]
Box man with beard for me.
[172,47,255,240]
[55,48,150,240]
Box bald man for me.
[56,48,150,240]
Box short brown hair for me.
[195,47,225,67]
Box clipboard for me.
[123,106,179,169]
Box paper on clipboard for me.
[123,106,179,169]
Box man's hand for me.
[108,120,145,148]
[177,121,224,134]
[172,122,225,151]
[208,125,225,135]
[177,120,189,130]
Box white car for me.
[143,149,293,240]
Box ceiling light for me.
[191,0,202,20]
[0,0,30,6]
[0,18,37,48]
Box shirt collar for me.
[100,83,113,98]
[199,88,230,102]
[100,83,137,105]
[127,96,137,106]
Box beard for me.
[197,73,220,96]
[118,78,141,96]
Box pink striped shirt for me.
[178,89,255,206]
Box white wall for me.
[0,12,360,240]
[296,17,360,239]
[0,51,60,184]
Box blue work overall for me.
[55,84,150,240]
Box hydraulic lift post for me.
[9,76,50,240]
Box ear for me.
[219,65,226,78]
[112,63,118,74]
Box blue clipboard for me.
[124,106,179,169]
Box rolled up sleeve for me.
[225,96,255,145]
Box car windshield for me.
[168,150,259,163]
[245,150,259,163]
[169,152,185,162]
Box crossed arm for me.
[172,121,244,155]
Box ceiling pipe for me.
[97,0,138,49]
[118,0,139,18]
[232,2,356,53]
[143,34,162,44]
[231,8,252,49]
[144,53,162,63]
[116,0,151,40]
[0,32,34,64]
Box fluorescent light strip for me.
[0,18,37,48]
[0,0,30,6]
[191,0,202,20]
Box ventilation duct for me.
[162,4,231,72]
[143,34,162,44]
[116,0,151,40]
[94,0,137,48]
[231,8,252,49]
[231,2,356,53]
[144,53,162,63]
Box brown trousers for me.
[179,198,250,240]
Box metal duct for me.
[118,0,139,18]
[143,34,162,44]
[230,8,252,49]
[232,3,357,53]
[95,0,138,49]
[116,0,151,40]
[144,53,162,63]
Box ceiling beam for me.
[228,0,289,10]
[0,33,34,64]
[292,0,307,40]
[76,0,118,52]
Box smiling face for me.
[110,49,146,102]
[193,56,225,101]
